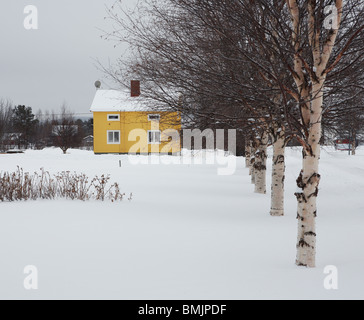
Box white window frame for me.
[148,130,161,145]
[148,114,160,122]
[107,114,120,121]
[107,130,121,145]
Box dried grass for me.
[0,167,127,202]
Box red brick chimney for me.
[131,80,141,97]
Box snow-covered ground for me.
[0,147,364,300]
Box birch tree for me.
[252,130,268,194]
[285,0,360,267]
[270,122,286,216]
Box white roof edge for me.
[90,89,151,112]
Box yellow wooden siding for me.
[93,111,181,154]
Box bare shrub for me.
[0,168,128,202]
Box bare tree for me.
[103,0,290,201]
[53,106,80,154]
[0,99,13,151]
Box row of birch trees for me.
[104,0,364,267]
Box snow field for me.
[0,147,363,299]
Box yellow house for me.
[90,83,181,155]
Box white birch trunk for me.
[250,155,256,184]
[245,142,251,168]
[270,127,286,216]
[288,0,342,268]
[352,132,356,156]
[295,81,324,268]
[250,140,256,183]
[254,132,268,194]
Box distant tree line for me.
[0,100,93,153]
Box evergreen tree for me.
[12,105,38,149]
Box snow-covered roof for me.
[90,89,150,112]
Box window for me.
[148,114,160,122]
[148,130,161,144]
[108,114,120,121]
[107,131,120,144]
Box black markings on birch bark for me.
[245,142,251,168]
[270,125,286,216]
[254,132,268,194]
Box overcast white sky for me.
[0,0,137,116]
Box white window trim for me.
[148,114,160,122]
[148,130,161,145]
[107,114,120,121]
[107,130,121,145]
